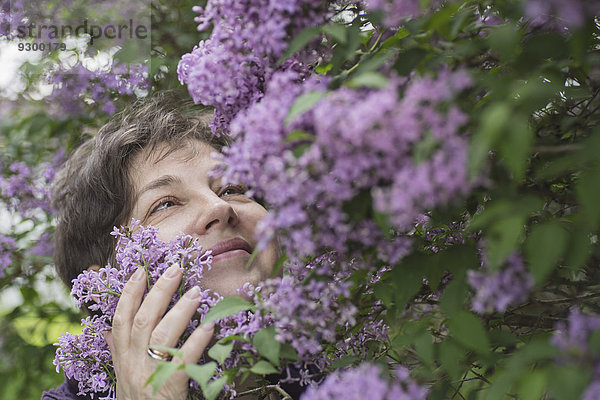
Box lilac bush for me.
[219,67,472,264]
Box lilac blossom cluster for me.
[524,0,600,30]
[55,221,217,397]
[259,252,358,360]
[551,309,600,400]
[334,301,389,361]
[0,160,56,217]
[301,363,428,400]
[46,62,149,116]
[467,252,534,314]
[177,0,329,133]
[221,67,472,265]
[552,308,600,360]
[54,315,114,397]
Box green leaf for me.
[577,166,600,230]
[414,334,434,366]
[516,369,547,400]
[279,342,299,362]
[438,340,464,381]
[278,26,321,64]
[203,297,253,324]
[208,340,234,365]
[469,103,511,176]
[439,273,468,317]
[249,360,279,375]
[330,355,359,370]
[525,221,568,285]
[497,113,532,180]
[486,214,525,269]
[547,365,591,400]
[321,24,347,44]
[285,130,316,143]
[184,361,217,388]
[393,48,427,76]
[202,376,227,400]
[483,340,558,400]
[345,72,388,89]
[253,326,280,366]
[446,311,490,355]
[146,361,182,394]
[284,91,327,126]
[487,24,521,61]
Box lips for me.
[209,237,253,258]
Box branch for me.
[234,384,293,400]
[532,293,600,305]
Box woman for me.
[43,92,281,399]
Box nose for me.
[194,195,239,235]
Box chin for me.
[201,268,265,298]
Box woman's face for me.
[129,141,277,296]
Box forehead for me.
[129,141,220,185]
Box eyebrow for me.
[137,175,183,198]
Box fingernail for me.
[164,265,180,279]
[201,321,215,331]
[131,267,145,281]
[185,286,201,300]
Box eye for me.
[219,184,248,197]
[150,196,178,215]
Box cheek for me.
[154,213,193,242]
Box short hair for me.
[52,92,231,288]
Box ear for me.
[87,264,101,272]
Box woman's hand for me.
[106,264,214,400]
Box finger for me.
[111,267,146,349]
[130,264,182,350]
[149,286,204,349]
[177,320,215,364]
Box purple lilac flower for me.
[524,0,600,30]
[0,233,17,277]
[221,68,472,265]
[468,252,534,314]
[583,380,600,400]
[258,253,358,360]
[551,308,600,358]
[178,0,328,133]
[301,363,428,400]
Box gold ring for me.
[147,347,172,362]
